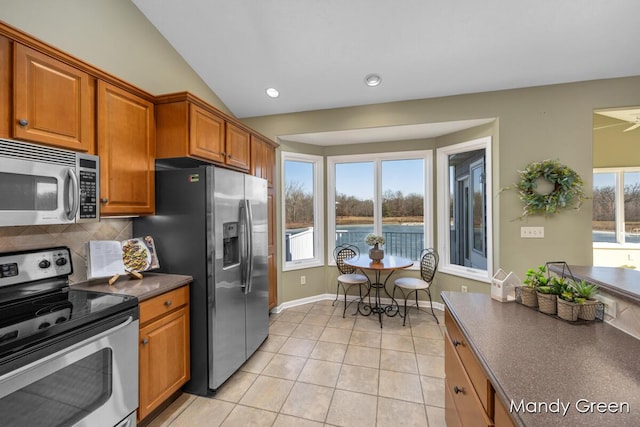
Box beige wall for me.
[2,1,640,307]
[593,113,640,168]
[0,0,232,115]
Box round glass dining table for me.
[344,255,414,327]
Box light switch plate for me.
[521,226,544,238]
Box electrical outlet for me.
[300,275,306,285]
[461,285,468,293]
[520,226,544,238]
[595,295,616,318]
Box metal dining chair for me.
[392,248,439,326]
[332,244,369,318]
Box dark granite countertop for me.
[71,273,192,302]
[548,264,640,305]
[442,291,640,427]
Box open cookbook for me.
[86,236,159,280]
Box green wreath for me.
[515,159,587,217]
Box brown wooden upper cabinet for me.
[155,93,250,171]
[13,43,95,152]
[0,35,11,139]
[97,81,155,216]
[225,122,250,170]
[250,135,275,188]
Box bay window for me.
[328,151,432,263]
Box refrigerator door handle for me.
[245,199,254,294]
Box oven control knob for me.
[38,322,51,329]
[55,258,67,266]
[39,260,51,269]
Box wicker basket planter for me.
[578,299,600,321]
[557,298,580,322]
[518,286,538,308]
[536,292,557,315]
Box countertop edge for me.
[71,272,193,302]
[548,265,640,305]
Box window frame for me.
[593,167,640,248]
[327,150,433,268]
[436,136,493,282]
[281,152,325,271]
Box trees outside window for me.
[593,169,640,245]
[328,151,432,263]
[282,152,324,270]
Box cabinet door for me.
[14,43,94,152]
[250,135,275,188]
[97,81,155,215]
[225,122,250,170]
[139,306,190,421]
[189,103,225,163]
[0,35,10,138]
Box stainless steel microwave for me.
[0,138,99,226]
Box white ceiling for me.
[132,0,640,143]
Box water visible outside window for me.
[334,162,374,256]
[333,159,425,260]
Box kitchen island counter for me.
[548,264,640,305]
[442,291,640,426]
[72,272,192,302]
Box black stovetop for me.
[0,287,137,359]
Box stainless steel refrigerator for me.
[134,164,268,394]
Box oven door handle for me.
[0,315,135,394]
[66,167,80,221]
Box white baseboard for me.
[271,293,445,314]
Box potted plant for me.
[572,280,600,321]
[536,276,563,315]
[520,265,547,308]
[365,233,385,262]
[556,282,580,322]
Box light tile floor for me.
[148,299,446,427]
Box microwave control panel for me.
[77,156,99,220]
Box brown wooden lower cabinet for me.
[138,285,190,422]
[445,308,516,427]
[445,336,493,427]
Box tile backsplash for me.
[0,219,132,283]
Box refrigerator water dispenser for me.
[223,222,239,267]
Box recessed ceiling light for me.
[266,87,280,98]
[364,74,382,87]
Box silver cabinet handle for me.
[165,300,172,307]
[142,338,149,345]
[100,198,108,203]
[18,119,28,126]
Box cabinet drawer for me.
[140,286,189,325]
[445,379,462,427]
[494,395,516,427]
[445,309,493,415]
[445,336,493,427]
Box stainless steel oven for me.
[0,138,99,227]
[0,247,139,427]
